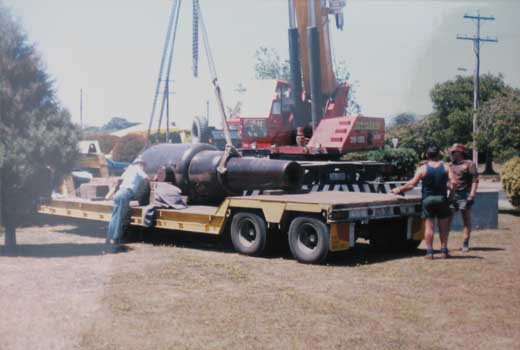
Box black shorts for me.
[422,195,451,219]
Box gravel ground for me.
[0,210,519,350]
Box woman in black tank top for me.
[391,146,457,259]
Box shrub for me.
[501,157,520,208]
[367,147,419,180]
[86,134,120,154]
[112,134,147,162]
[496,148,519,164]
[341,151,369,161]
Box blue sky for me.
[4,0,520,128]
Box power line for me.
[456,10,498,165]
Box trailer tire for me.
[230,212,267,256]
[288,217,329,264]
[191,116,209,144]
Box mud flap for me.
[329,223,352,252]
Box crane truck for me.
[192,0,394,189]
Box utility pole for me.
[80,89,84,129]
[165,78,170,142]
[457,11,497,164]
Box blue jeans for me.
[107,188,134,241]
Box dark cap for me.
[426,145,440,159]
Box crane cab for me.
[228,80,294,154]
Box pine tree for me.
[0,6,79,252]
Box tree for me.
[477,87,520,164]
[334,60,361,115]
[254,47,291,81]
[253,46,361,114]
[112,134,147,162]
[388,74,509,163]
[385,117,437,155]
[0,6,79,252]
[429,74,506,150]
[388,112,417,128]
[226,83,246,118]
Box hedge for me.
[501,157,520,208]
[367,147,419,180]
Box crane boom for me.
[295,0,338,97]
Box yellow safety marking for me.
[329,223,350,252]
[412,217,425,241]
[38,206,112,222]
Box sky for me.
[3,0,520,129]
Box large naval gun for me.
[140,143,303,204]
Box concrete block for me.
[407,189,499,231]
[451,191,498,231]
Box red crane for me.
[194,0,385,161]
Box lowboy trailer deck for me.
[38,191,425,264]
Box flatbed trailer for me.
[38,191,425,264]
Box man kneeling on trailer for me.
[105,157,149,248]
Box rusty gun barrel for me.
[139,143,303,204]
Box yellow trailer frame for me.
[39,191,425,262]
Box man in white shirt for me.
[105,157,149,247]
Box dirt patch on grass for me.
[1,214,519,350]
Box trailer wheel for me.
[288,217,329,264]
[191,116,209,144]
[230,212,267,256]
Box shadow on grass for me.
[143,233,473,266]
[31,214,108,239]
[325,244,483,267]
[468,247,505,252]
[0,243,123,258]
[143,228,237,255]
[59,222,107,239]
[23,217,495,265]
[499,209,520,217]
[445,255,483,260]
[326,244,421,266]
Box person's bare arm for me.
[468,162,479,200]
[447,166,458,201]
[391,166,424,195]
[469,181,478,200]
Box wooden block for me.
[79,183,110,200]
